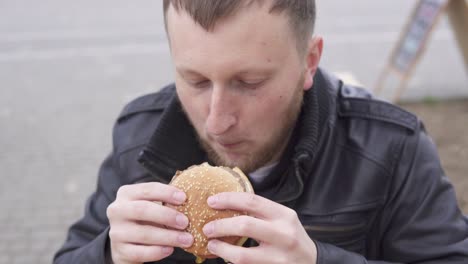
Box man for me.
[54,0,468,263]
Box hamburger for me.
[167,162,254,263]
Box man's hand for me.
[202,192,317,264]
[107,182,194,264]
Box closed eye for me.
[234,79,266,89]
[186,79,211,89]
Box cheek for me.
[244,92,289,129]
[264,91,290,113]
[177,87,208,130]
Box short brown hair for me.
[163,0,316,55]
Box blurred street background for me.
[0,0,467,263]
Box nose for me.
[205,86,237,136]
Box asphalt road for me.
[0,1,467,263]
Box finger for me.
[117,182,186,205]
[116,243,174,263]
[207,192,284,220]
[107,200,189,230]
[207,239,263,264]
[203,215,277,243]
[110,223,193,248]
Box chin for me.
[213,153,250,172]
[199,138,258,173]
[218,156,246,169]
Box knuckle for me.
[283,229,300,249]
[106,202,118,219]
[287,236,300,250]
[154,206,176,227]
[110,225,130,242]
[237,216,251,235]
[132,202,149,219]
[172,232,184,247]
[141,183,153,198]
[245,194,259,209]
[165,232,176,246]
[116,185,130,199]
[108,227,118,240]
[150,182,170,196]
[151,181,165,189]
[117,244,131,260]
[286,208,298,223]
[167,210,180,225]
[137,229,151,244]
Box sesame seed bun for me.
[167,162,254,262]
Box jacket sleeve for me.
[52,144,169,262]
[52,107,179,262]
[53,151,120,263]
[52,150,177,263]
[316,127,468,264]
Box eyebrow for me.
[176,67,204,76]
[176,66,276,77]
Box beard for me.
[194,76,305,174]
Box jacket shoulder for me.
[117,84,176,123]
[112,84,176,154]
[337,84,419,133]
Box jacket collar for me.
[294,68,337,173]
[139,68,338,203]
[138,93,207,180]
[256,68,336,203]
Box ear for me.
[303,36,323,91]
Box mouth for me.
[216,140,244,150]
[219,142,242,149]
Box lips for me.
[211,138,244,149]
[218,141,242,149]
[205,134,246,151]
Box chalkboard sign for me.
[375,0,468,102]
[392,0,448,73]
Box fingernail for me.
[162,246,173,255]
[203,222,213,236]
[176,213,188,228]
[178,233,193,247]
[207,195,218,206]
[173,191,186,203]
[208,240,218,253]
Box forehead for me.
[166,3,298,72]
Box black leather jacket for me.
[54,69,468,263]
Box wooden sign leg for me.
[374,65,390,95]
[393,75,412,103]
[447,0,468,71]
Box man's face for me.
[166,4,315,173]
